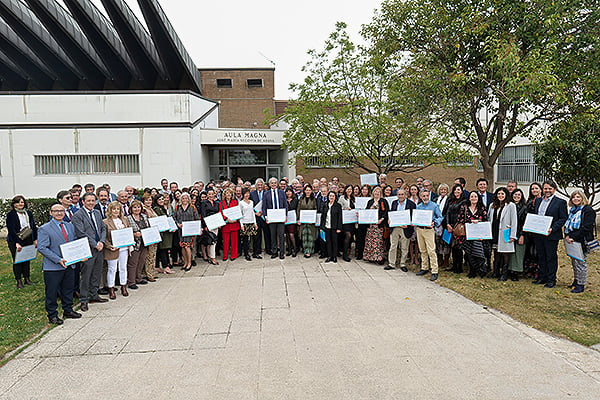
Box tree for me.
[274,22,465,176]
[534,114,600,210]
[363,0,600,182]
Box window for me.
[497,145,545,183]
[216,78,232,88]
[35,155,140,175]
[305,155,353,168]
[447,157,475,167]
[247,78,263,88]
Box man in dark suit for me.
[387,188,416,271]
[250,178,271,258]
[262,177,288,259]
[475,178,494,208]
[94,187,111,219]
[532,179,568,288]
[37,204,83,324]
[72,192,108,311]
[57,190,74,222]
[315,185,329,257]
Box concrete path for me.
[1,257,599,399]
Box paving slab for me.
[1,257,599,399]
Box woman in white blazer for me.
[488,187,518,281]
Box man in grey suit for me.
[72,192,108,311]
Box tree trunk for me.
[482,160,494,185]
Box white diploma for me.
[141,226,162,246]
[388,210,411,227]
[285,210,297,225]
[111,227,134,248]
[60,238,92,266]
[167,216,178,232]
[465,222,493,240]
[182,220,202,236]
[411,209,433,227]
[149,215,170,232]
[342,210,358,224]
[358,209,379,224]
[204,214,226,231]
[385,196,397,208]
[253,201,263,213]
[266,208,286,223]
[315,213,322,227]
[299,210,317,224]
[222,205,243,221]
[354,197,370,210]
[14,244,37,264]
[360,173,378,186]
[523,213,553,236]
[564,240,584,261]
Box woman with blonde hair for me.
[141,193,158,282]
[219,188,240,261]
[126,200,150,289]
[103,202,130,298]
[173,192,200,271]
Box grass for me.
[0,241,49,364]
[431,248,600,346]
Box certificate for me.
[299,210,317,224]
[285,211,297,225]
[523,213,553,236]
[354,197,370,210]
[411,209,433,227]
[111,227,134,248]
[182,220,202,236]
[503,228,511,243]
[204,214,226,231]
[14,244,37,264]
[167,216,178,232]
[465,222,493,240]
[360,173,378,186]
[385,196,397,208]
[358,209,378,224]
[342,210,358,224]
[564,240,584,261]
[388,210,411,227]
[149,215,170,232]
[222,205,243,221]
[253,201,263,213]
[60,238,92,266]
[315,213,322,227]
[442,229,452,245]
[141,226,162,246]
[266,208,286,223]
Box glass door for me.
[266,167,280,181]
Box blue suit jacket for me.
[37,220,76,271]
[534,196,568,240]
[250,190,267,210]
[391,199,416,238]
[261,189,288,216]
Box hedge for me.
[0,198,56,231]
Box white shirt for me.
[436,196,448,214]
[239,200,257,224]
[113,218,125,229]
[538,195,554,216]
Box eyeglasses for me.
[51,209,65,213]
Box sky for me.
[136,0,384,99]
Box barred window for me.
[305,155,353,168]
[35,155,140,175]
[382,156,425,167]
[497,145,545,183]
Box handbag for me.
[452,207,467,237]
[17,226,33,241]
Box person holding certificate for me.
[103,202,131,299]
[363,187,389,264]
[174,193,200,271]
[355,184,372,260]
[387,188,416,271]
[414,189,444,280]
[508,189,528,281]
[523,182,542,277]
[456,192,489,278]
[407,184,421,265]
[262,177,288,260]
[487,188,518,281]
[239,188,258,261]
[434,183,451,270]
[153,195,175,274]
[284,187,299,257]
[297,185,318,258]
[564,190,596,293]
[142,194,159,281]
[338,184,356,262]
[201,189,220,265]
[319,191,343,263]
[5,196,38,289]
[126,200,150,288]
[219,188,241,262]
[443,184,467,273]
[531,180,568,288]
[37,204,82,324]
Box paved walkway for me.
[1,257,600,399]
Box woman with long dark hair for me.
[488,187,518,281]
[5,195,38,289]
[363,186,389,265]
[355,184,371,260]
[284,187,299,257]
[152,194,175,274]
[456,192,489,278]
[320,191,343,263]
[508,189,527,280]
[523,182,542,278]
[338,184,355,262]
[408,184,421,264]
[297,185,317,258]
[443,184,467,273]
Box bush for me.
[0,198,56,230]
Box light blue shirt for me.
[416,200,444,226]
[538,195,554,216]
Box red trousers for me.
[222,230,239,260]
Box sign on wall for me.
[200,129,284,145]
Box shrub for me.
[0,198,57,230]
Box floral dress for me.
[363,198,388,262]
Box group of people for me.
[5,174,596,325]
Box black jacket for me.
[566,205,596,244]
[6,209,38,244]
[319,201,343,231]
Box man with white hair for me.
[250,178,271,257]
[262,177,288,259]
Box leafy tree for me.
[363,0,600,182]
[274,22,466,176]
[534,114,600,210]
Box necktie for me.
[67,208,73,219]
[259,191,263,201]
[123,204,128,216]
[59,223,69,242]
[102,205,106,218]
[89,211,100,242]
[273,190,278,209]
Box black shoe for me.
[544,282,556,288]
[510,273,519,281]
[98,287,109,295]
[191,260,197,266]
[497,276,507,282]
[49,317,63,325]
[400,267,408,272]
[384,265,395,270]
[343,256,351,262]
[271,253,278,259]
[292,251,297,258]
[319,254,327,259]
[356,256,363,260]
[279,254,285,260]
[63,311,82,319]
[139,280,148,285]
[304,254,311,258]
[415,270,428,276]
[332,257,337,263]
[128,284,139,290]
[89,297,109,303]
[571,284,585,293]
[245,255,252,261]
[286,250,292,257]
[266,250,273,255]
[532,279,546,285]
[252,254,262,259]
[80,302,89,312]
[430,273,438,281]
[325,258,333,263]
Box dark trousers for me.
[355,225,368,258]
[269,222,285,256]
[157,248,170,267]
[44,268,75,319]
[534,236,559,284]
[8,240,32,280]
[80,249,103,303]
[325,229,339,259]
[127,247,148,286]
[242,234,254,256]
[253,217,271,255]
[451,246,463,272]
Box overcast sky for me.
[146,0,383,99]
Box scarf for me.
[565,206,582,234]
